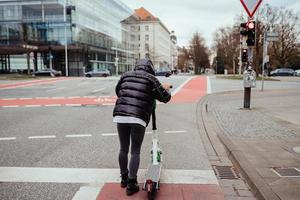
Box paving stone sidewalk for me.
[202,89,300,200]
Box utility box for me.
[243,69,256,88]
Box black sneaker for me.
[126,178,139,196]
[120,172,128,188]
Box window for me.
[130,26,135,31]
[145,25,149,31]
[138,26,140,31]
[145,34,149,41]
[145,43,149,51]
[138,35,140,41]
[130,34,135,41]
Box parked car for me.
[32,68,62,77]
[270,68,295,76]
[155,66,172,77]
[85,69,110,77]
[295,69,300,76]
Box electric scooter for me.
[143,102,162,200]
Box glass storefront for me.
[0,0,134,75]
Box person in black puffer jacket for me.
[113,58,171,196]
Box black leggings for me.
[117,123,146,179]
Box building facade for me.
[122,7,177,69]
[0,0,134,76]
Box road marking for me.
[72,185,103,200]
[0,167,218,185]
[2,98,16,100]
[20,98,32,100]
[24,105,41,108]
[0,137,16,141]
[83,96,96,98]
[66,104,82,107]
[47,87,65,92]
[92,88,106,93]
[171,76,194,96]
[51,97,65,99]
[207,76,212,94]
[164,130,187,134]
[65,134,92,138]
[35,97,49,99]
[67,96,81,99]
[2,105,19,108]
[45,104,62,107]
[102,103,114,106]
[28,135,56,139]
[102,133,117,137]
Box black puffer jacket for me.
[113,59,171,126]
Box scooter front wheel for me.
[146,181,156,200]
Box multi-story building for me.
[0,0,134,76]
[122,7,176,69]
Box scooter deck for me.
[144,164,162,183]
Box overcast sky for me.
[121,0,300,47]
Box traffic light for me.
[246,21,255,46]
[240,23,248,36]
[242,49,248,62]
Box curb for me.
[200,93,281,200]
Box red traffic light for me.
[247,21,255,29]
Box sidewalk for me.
[202,89,300,200]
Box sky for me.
[121,0,300,48]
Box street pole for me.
[243,46,253,109]
[64,0,69,76]
[261,32,268,91]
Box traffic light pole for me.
[243,46,253,109]
[261,32,268,91]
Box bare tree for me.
[255,5,299,69]
[177,46,190,72]
[212,26,240,74]
[190,32,210,74]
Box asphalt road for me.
[0,75,210,200]
[1,75,299,200]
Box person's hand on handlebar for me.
[162,83,172,91]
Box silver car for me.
[85,69,111,77]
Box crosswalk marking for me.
[0,167,218,185]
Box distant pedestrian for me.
[113,58,172,196]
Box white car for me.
[295,69,300,76]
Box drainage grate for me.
[272,167,300,177]
[213,166,239,179]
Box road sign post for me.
[240,0,262,109]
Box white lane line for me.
[47,87,65,92]
[45,104,62,107]
[72,185,103,200]
[83,96,96,98]
[164,130,187,134]
[0,137,16,141]
[102,103,115,106]
[171,76,194,96]
[19,98,32,100]
[28,135,56,139]
[66,104,82,107]
[207,76,212,94]
[51,97,65,99]
[102,133,117,137]
[92,88,106,93]
[65,134,92,138]
[2,98,16,100]
[35,97,49,99]
[24,105,41,108]
[2,105,19,108]
[67,96,81,99]
[0,167,219,185]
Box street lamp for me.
[63,0,69,76]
